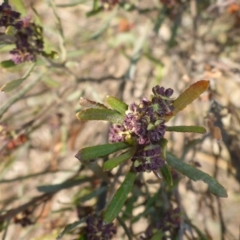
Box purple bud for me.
[165,88,174,97]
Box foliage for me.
[1,0,239,239]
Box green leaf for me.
[121,195,138,221]
[10,0,27,15]
[106,96,128,115]
[103,171,137,223]
[166,153,228,198]
[166,126,206,134]
[75,142,131,161]
[165,80,209,122]
[150,230,164,240]
[144,52,163,66]
[5,26,16,36]
[159,138,168,160]
[86,7,102,17]
[160,164,173,186]
[30,5,43,26]
[37,178,93,193]
[103,148,135,171]
[0,60,16,68]
[1,63,35,92]
[153,7,166,33]
[168,12,181,48]
[43,77,60,88]
[42,50,59,59]
[76,108,124,123]
[86,0,102,17]
[1,79,25,92]
[56,219,85,240]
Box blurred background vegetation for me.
[1,0,240,239]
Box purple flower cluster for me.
[0,3,44,64]
[85,215,116,240]
[132,144,164,172]
[109,86,174,172]
[0,3,20,27]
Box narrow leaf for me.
[76,108,124,123]
[166,126,206,134]
[153,7,166,33]
[37,178,93,193]
[151,230,164,240]
[11,0,27,15]
[56,219,85,240]
[103,171,137,223]
[165,80,209,121]
[103,148,135,171]
[106,96,128,115]
[0,60,16,68]
[1,63,35,92]
[160,164,173,186]
[166,153,227,198]
[1,78,25,92]
[75,142,131,161]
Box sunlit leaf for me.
[159,138,168,159]
[103,171,137,223]
[76,108,124,123]
[1,63,35,92]
[103,148,135,171]
[42,50,59,59]
[166,126,206,134]
[165,80,209,121]
[5,26,15,36]
[166,153,228,198]
[11,0,27,15]
[106,96,128,115]
[75,142,131,161]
